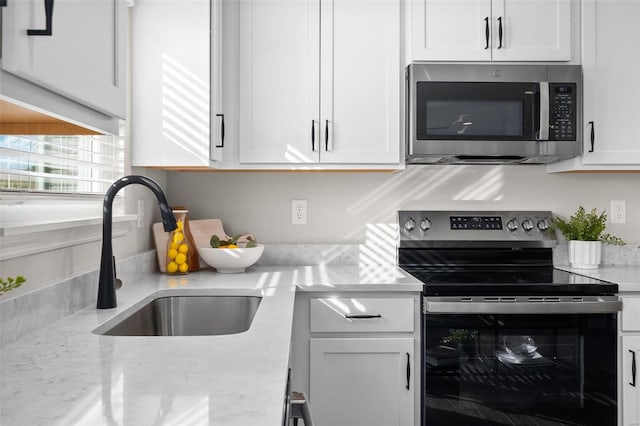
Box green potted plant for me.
[552,206,625,269]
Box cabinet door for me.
[2,0,127,118]
[580,0,640,165]
[491,0,571,61]
[320,0,401,164]
[130,0,213,167]
[310,338,414,426]
[411,0,492,61]
[411,0,571,62]
[622,336,640,426]
[238,0,319,164]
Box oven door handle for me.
[424,297,621,314]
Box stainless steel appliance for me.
[406,64,582,164]
[397,210,619,426]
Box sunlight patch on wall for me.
[452,166,505,201]
[162,54,209,160]
[347,166,467,225]
[359,223,398,280]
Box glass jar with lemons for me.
[166,209,191,275]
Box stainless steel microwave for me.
[406,63,582,165]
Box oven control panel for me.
[449,215,503,230]
[398,210,556,247]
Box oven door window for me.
[416,82,538,141]
[424,314,617,426]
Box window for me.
[0,132,124,195]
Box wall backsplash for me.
[166,165,640,244]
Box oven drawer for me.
[309,298,414,333]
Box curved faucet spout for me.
[97,175,177,309]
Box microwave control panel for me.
[549,83,577,141]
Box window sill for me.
[0,215,137,261]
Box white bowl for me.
[198,245,264,273]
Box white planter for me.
[568,240,602,269]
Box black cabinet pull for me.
[344,314,382,319]
[324,119,329,151]
[631,349,637,387]
[27,0,54,36]
[311,120,315,151]
[484,17,489,49]
[588,121,595,152]
[497,17,503,49]
[215,114,225,148]
[0,1,7,7]
[406,353,411,390]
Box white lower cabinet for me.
[622,336,640,426]
[310,338,415,426]
[291,293,421,426]
[621,296,640,426]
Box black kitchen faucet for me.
[97,175,177,309]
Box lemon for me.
[170,241,178,250]
[172,232,184,244]
[178,243,189,254]
[175,253,187,265]
[179,263,189,273]
[226,244,239,249]
[167,261,178,273]
[167,248,178,259]
[176,220,184,231]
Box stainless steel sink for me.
[99,295,262,336]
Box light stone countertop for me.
[555,265,640,292]
[0,265,422,426]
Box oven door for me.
[423,299,618,426]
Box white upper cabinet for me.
[131,0,223,168]
[547,0,640,172]
[1,0,127,118]
[237,0,319,164]
[237,0,401,167]
[319,0,400,164]
[412,0,572,62]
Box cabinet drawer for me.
[622,297,640,331]
[310,298,414,333]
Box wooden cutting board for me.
[153,219,253,272]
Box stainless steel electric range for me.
[397,210,620,426]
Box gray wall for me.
[166,165,640,244]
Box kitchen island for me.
[0,265,421,426]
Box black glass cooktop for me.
[402,267,618,296]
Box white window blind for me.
[0,132,124,195]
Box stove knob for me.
[419,218,432,232]
[521,218,534,232]
[404,217,416,232]
[537,219,550,231]
[506,219,519,232]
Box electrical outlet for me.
[137,199,144,229]
[611,200,626,224]
[291,200,307,225]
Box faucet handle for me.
[112,256,123,290]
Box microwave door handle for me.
[538,82,550,141]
